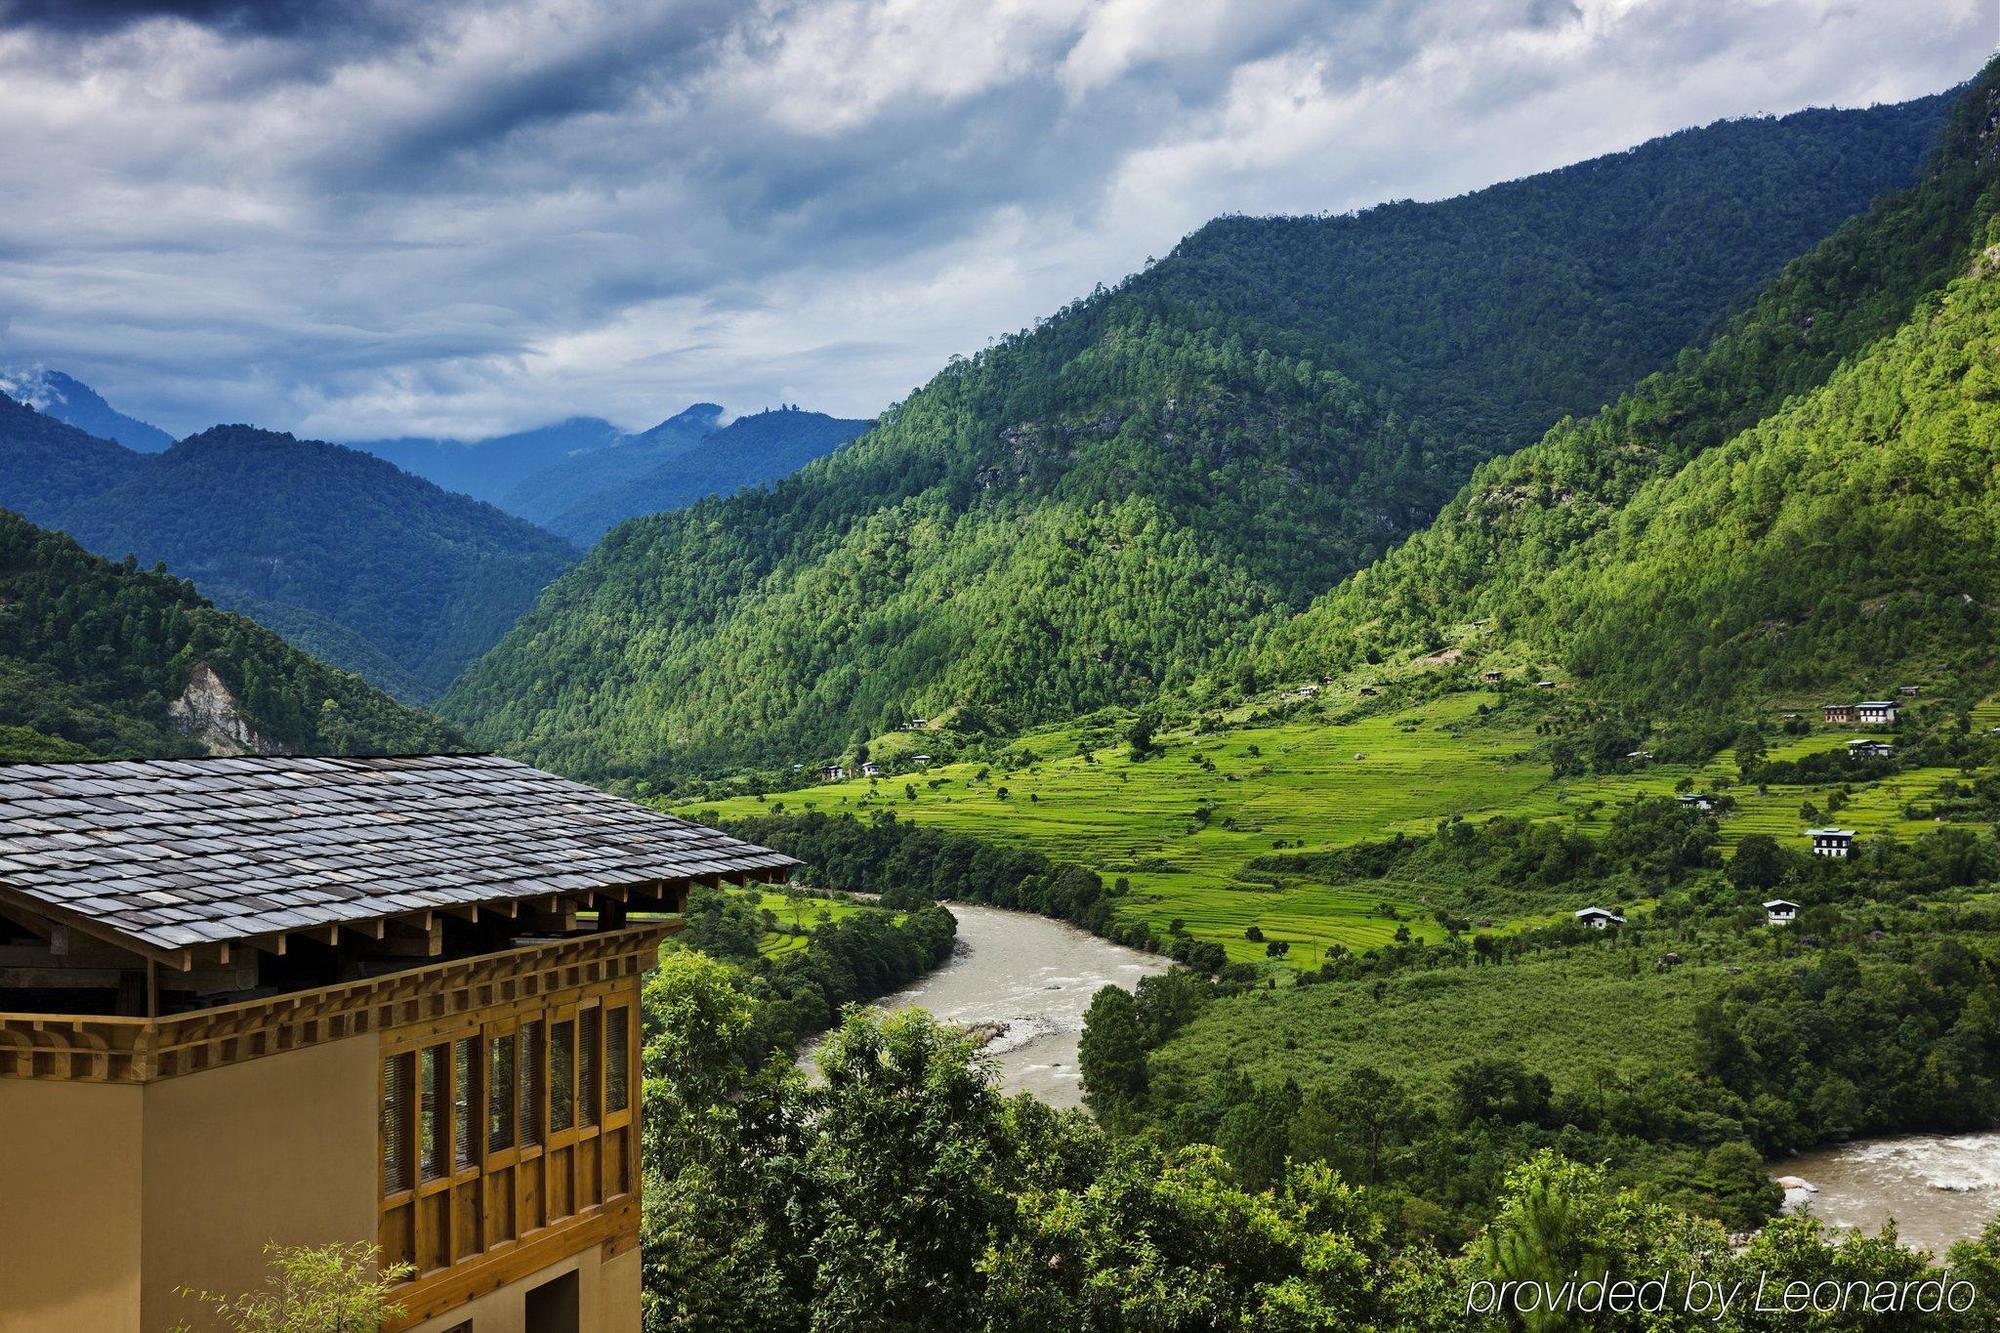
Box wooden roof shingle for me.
[0,754,794,954]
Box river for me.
[810,902,1171,1108]
[1775,1133,2000,1256]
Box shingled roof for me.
[0,753,795,957]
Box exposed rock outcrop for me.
[168,663,275,756]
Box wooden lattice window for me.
[605,1006,630,1114]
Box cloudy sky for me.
[0,0,1986,441]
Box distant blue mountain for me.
[347,400,870,543]
[541,406,873,544]
[0,368,175,451]
[348,416,626,506]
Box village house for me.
[862,762,884,778]
[1825,700,1898,726]
[1807,827,1856,858]
[1297,684,1320,699]
[821,763,847,782]
[0,754,795,1333]
[1764,899,1801,926]
[1846,739,1895,759]
[1574,907,1625,929]
[910,754,933,767]
[1482,670,1504,684]
[1676,793,1715,812]
[1898,685,1922,697]
[904,717,930,731]
[1535,679,1556,690]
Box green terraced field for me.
[683,690,1993,969]
[743,888,886,959]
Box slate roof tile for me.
[0,755,794,953]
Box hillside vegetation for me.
[1269,61,2000,706]
[0,410,577,701]
[0,509,459,761]
[445,94,1949,781]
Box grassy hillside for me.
[0,416,578,702]
[0,508,460,760]
[446,94,1949,781]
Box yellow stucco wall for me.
[0,1079,145,1333]
[140,1034,380,1332]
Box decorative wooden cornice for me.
[0,923,678,1084]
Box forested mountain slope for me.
[0,510,459,761]
[446,92,1952,781]
[500,403,723,530]
[1267,59,2000,705]
[0,369,173,452]
[542,406,873,545]
[0,411,577,701]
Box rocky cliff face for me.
[167,663,274,755]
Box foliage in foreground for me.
[638,953,2000,1333]
[170,1242,409,1333]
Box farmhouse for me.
[1899,685,1922,697]
[0,754,794,1333]
[910,753,933,766]
[822,763,847,782]
[1807,827,1856,858]
[862,762,884,777]
[1535,679,1556,689]
[1482,670,1504,684]
[1574,907,1626,929]
[1764,899,1801,926]
[1675,793,1715,812]
[1855,700,1899,725]
[1297,684,1320,699]
[1846,739,1895,759]
[1821,703,1857,724]
[904,717,930,730]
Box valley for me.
[681,684,2000,966]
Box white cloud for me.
[0,0,1983,439]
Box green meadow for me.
[686,688,1995,969]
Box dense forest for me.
[0,509,460,760]
[0,409,577,702]
[641,949,2000,1333]
[445,93,1949,783]
[1267,60,2000,716]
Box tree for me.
[1728,834,1786,892]
[172,1242,410,1333]
[1079,986,1148,1116]
[1294,1067,1420,1185]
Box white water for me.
[808,902,1171,1108]
[1775,1133,2000,1255]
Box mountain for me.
[0,509,459,762]
[442,90,1954,782]
[499,402,724,530]
[0,409,578,702]
[540,406,873,545]
[1266,59,2000,715]
[348,416,626,507]
[0,368,174,452]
